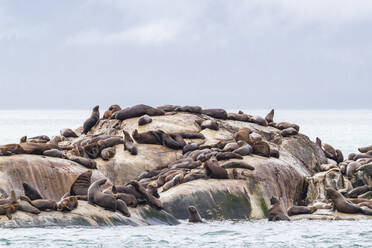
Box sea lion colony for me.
[0,104,372,221]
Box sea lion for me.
[19,142,57,155]
[70,170,92,196]
[216,152,243,161]
[354,153,372,160]
[0,144,25,156]
[67,156,97,169]
[252,141,271,157]
[23,183,43,201]
[227,113,250,122]
[358,145,372,154]
[29,135,50,142]
[183,170,207,183]
[281,127,298,137]
[132,129,162,145]
[138,170,162,180]
[43,149,63,158]
[287,206,316,216]
[223,142,239,152]
[234,128,252,144]
[202,109,227,119]
[326,187,372,215]
[103,104,121,119]
[30,199,57,211]
[335,149,344,163]
[138,114,152,126]
[113,192,137,207]
[346,162,361,179]
[187,206,203,223]
[97,137,123,149]
[348,153,356,161]
[83,105,100,134]
[204,157,228,179]
[233,144,253,156]
[177,132,205,140]
[347,185,372,198]
[60,128,78,138]
[57,196,78,212]
[83,142,100,159]
[201,120,219,130]
[101,147,116,160]
[265,109,274,123]
[115,104,164,121]
[268,197,290,221]
[157,105,180,112]
[129,181,162,209]
[249,133,262,143]
[0,203,17,219]
[276,122,300,132]
[183,143,199,154]
[251,116,268,126]
[20,136,27,143]
[175,105,202,114]
[162,173,184,192]
[220,161,255,170]
[88,179,116,209]
[160,131,185,150]
[116,199,131,217]
[17,199,41,214]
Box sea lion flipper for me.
[70,170,92,196]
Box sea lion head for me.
[187,206,198,214]
[325,187,339,199]
[270,196,279,205]
[93,105,99,111]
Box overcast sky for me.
[0,0,371,109]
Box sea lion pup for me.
[281,127,298,137]
[43,148,63,158]
[67,155,97,169]
[132,129,162,145]
[60,128,78,138]
[123,131,138,155]
[216,152,243,161]
[157,105,180,112]
[252,141,271,157]
[129,181,162,209]
[251,116,268,126]
[359,145,372,154]
[183,143,199,154]
[0,203,17,220]
[23,183,43,200]
[200,120,219,131]
[268,197,290,221]
[175,105,202,114]
[220,161,255,170]
[57,196,78,212]
[138,114,153,126]
[83,105,100,135]
[204,157,228,179]
[115,104,164,121]
[69,170,92,198]
[287,206,316,216]
[265,109,274,123]
[103,104,121,119]
[347,185,372,198]
[187,206,203,223]
[101,147,116,160]
[202,109,227,119]
[0,144,25,156]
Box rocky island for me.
[0,104,371,228]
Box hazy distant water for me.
[0,109,372,247]
[1,109,371,155]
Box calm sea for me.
[0,109,371,247]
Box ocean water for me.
[0,109,372,247]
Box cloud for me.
[66,19,183,45]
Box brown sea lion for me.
[57,196,78,212]
[157,105,180,112]
[132,129,162,145]
[252,141,271,157]
[220,161,255,170]
[23,183,43,201]
[347,185,372,198]
[188,206,203,223]
[43,149,63,158]
[162,173,184,192]
[70,170,92,196]
[67,156,97,169]
[233,144,253,156]
[200,120,218,130]
[234,128,252,144]
[276,122,300,132]
[175,105,202,114]
[268,197,290,221]
[265,109,274,123]
[138,114,153,126]
[335,149,344,163]
[83,142,100,159]
[60,128,78,138]
[17,199,41,214]
[281,127,298,137]
[83,105,100,134]
[115,104,164,121]
[204,157,228,179]
[0,203,17,219]
[183,170,207,183]
[216,152,243,161]
[97,137,123,149]
[30,199,57,211]
[287,206,316,216]
[348,153,356,161]
[177,132,205,140]
[249,133,262,143]
[160,131,185,150]
[354,153,372,160]
[227,113,250,122]
[183,143,199,154]
[103,104,121,119]
[19,142,57,155]
[326,187,372,215]
[113,192,137,207]
[202,109,227,119]
[20,136,27,143]
[101,147,116,160]
[223,142,239,152]
[129,181,162,209]
[358,145,372,153]
[122,131,138,155]
[88,179,116,209]
[116,199,131,217]
[138,170,162,180]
